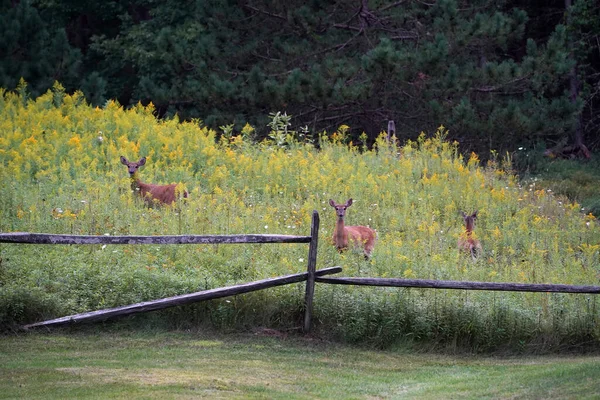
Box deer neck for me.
[129,174,147,193]
[334,216,347,246]
[463,228,474,240]
[464,219,475,236]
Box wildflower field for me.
[1,83,599,352]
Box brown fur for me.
[329,198,377,258]
[120,156,188,206]
[458,211,482,260]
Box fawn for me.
[458,210,482,260]
[329,198,377,258]
[120,156,188,206]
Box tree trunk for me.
[565,0,590,158]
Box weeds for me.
[1,84,599,351]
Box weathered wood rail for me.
[24,266,342,329]
[0,232,311,245]
[315,276,600,294]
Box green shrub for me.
[0,286,62,331]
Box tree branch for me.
[378,0,409,12]
[243,4,287,21]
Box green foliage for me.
[2,1,599,153]
[0,0,82,97]
[0,286,61,330]
[267,111,312,147]
[518,150,600,216]
[1,88,599,351]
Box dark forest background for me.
[1,0,599,156]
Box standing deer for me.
[329,198,377,259]
[120,156,188,206]
[458,210,482,260]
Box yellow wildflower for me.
[68,135,82,149]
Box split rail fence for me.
[2,210,600,333]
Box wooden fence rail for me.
[0,232,311,245]
[316,276,600,294]
[24,266,342,329]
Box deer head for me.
[461,210,478,233]
[120,156,146,176]
[329,198,353,220]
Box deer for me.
[329,198,377,259]
[120,156,188,206]
[458,210,482,261]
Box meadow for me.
[1,82,599,352]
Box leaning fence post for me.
[303,210,319,333]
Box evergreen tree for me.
[85,0,583,153]
[561,0,599,157]
[0,0,82,97]
[2,0,598,155]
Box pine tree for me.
[0,0,82,97]
[2,0,598,155]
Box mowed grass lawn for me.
[1,329,599,399]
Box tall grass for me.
[515,147,600,217]
[1,82,599,351]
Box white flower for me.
[299,258,304,263]
[264,225,268,229]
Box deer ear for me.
[472,210,478,218]
[138,157,147,165]
[346,198,353,206]
[120,156,128,165]
[460,211,467,218]
[329,199,336,207]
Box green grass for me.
[517,150,600,216]
[1,330,599,399]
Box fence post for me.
[387,120,395,143]
[303,210,320,333]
